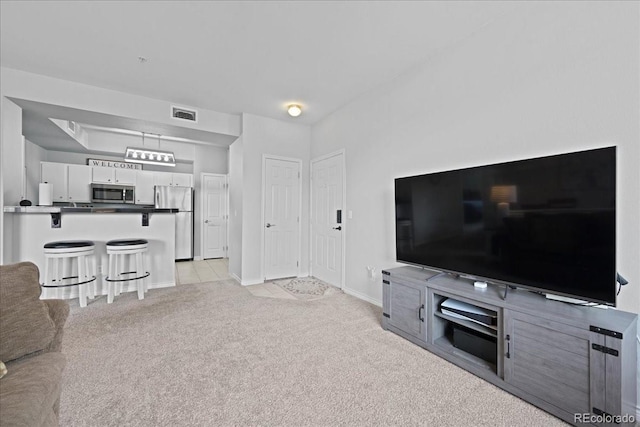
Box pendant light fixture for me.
[124,133,176,167]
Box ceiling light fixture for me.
[287,104,302,117]
[124,133,176,167]
[125,147,175,166]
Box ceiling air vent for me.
[171,106,197,122]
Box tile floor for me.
[175,259,295,300]
[244,279,298,300]
[175,258,231,285]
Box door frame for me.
[261,154,303,281]
[200,172,228,260]
[309,149,346,289]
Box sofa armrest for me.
[42,300,70,353]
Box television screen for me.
[395,147,616,305]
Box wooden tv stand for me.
[382,266,637,426]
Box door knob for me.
[266,223,276,228]
[332,226,342,231]
[204,220,209,223]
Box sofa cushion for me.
[0,262,56,362]
[0,352,66,427]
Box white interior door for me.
[311,151,344,287]
[263,157,301,280]
[202,174,227,259]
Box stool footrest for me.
[41,276,97,288]
[105,271,150,282]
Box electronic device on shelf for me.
[440,298,497,327]
[394,146,617,306]
[451,324,497,365]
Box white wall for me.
[193,143,229,259]
[1,99,23,207]
[51,119,89,149]
[228,136,244,280]
[311,2,640,315]
[0,98,22,262]
[193,144,228,176]
[232,113,311,285]
[25,139,47,202]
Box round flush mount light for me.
[287,104,302,117]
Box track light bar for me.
[124,147,176,167]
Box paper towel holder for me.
[39,182,53,206]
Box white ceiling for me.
[1,1,517,147]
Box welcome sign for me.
[87,159,142,170]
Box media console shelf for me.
[432,292,500,375]
[382,266,637,426]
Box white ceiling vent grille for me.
[171,106,197,122]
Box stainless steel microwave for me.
[91,184,135,204]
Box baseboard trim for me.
[342,286,382,307]
[150,281,176,289]
[240,278,264,286]
[193,256,203,261]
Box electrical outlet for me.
[96,264,102,274]
[367,266,377,280]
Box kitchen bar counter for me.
[4,206,178,213]
[4,208,176,302]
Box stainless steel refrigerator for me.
[155,185,193,260]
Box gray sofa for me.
[0,261,70,426]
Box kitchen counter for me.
[4,206,178,213]
[3,208,177,301]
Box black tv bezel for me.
[394,146,617,306]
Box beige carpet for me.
[60,280,566,426]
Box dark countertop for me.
[4,206,178,214]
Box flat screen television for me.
[394,147,616,305]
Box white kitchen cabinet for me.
[115,168,137,184]
[92,167,114,183]
[172,173,192,187]
[41,162,68,202]
[152,172,173,187]
[67,165,92,202]
[135,170,155,205]
[138,170,192,205]
[92,167,137,184]
[41,162,92,203]
[153,172,193,187]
